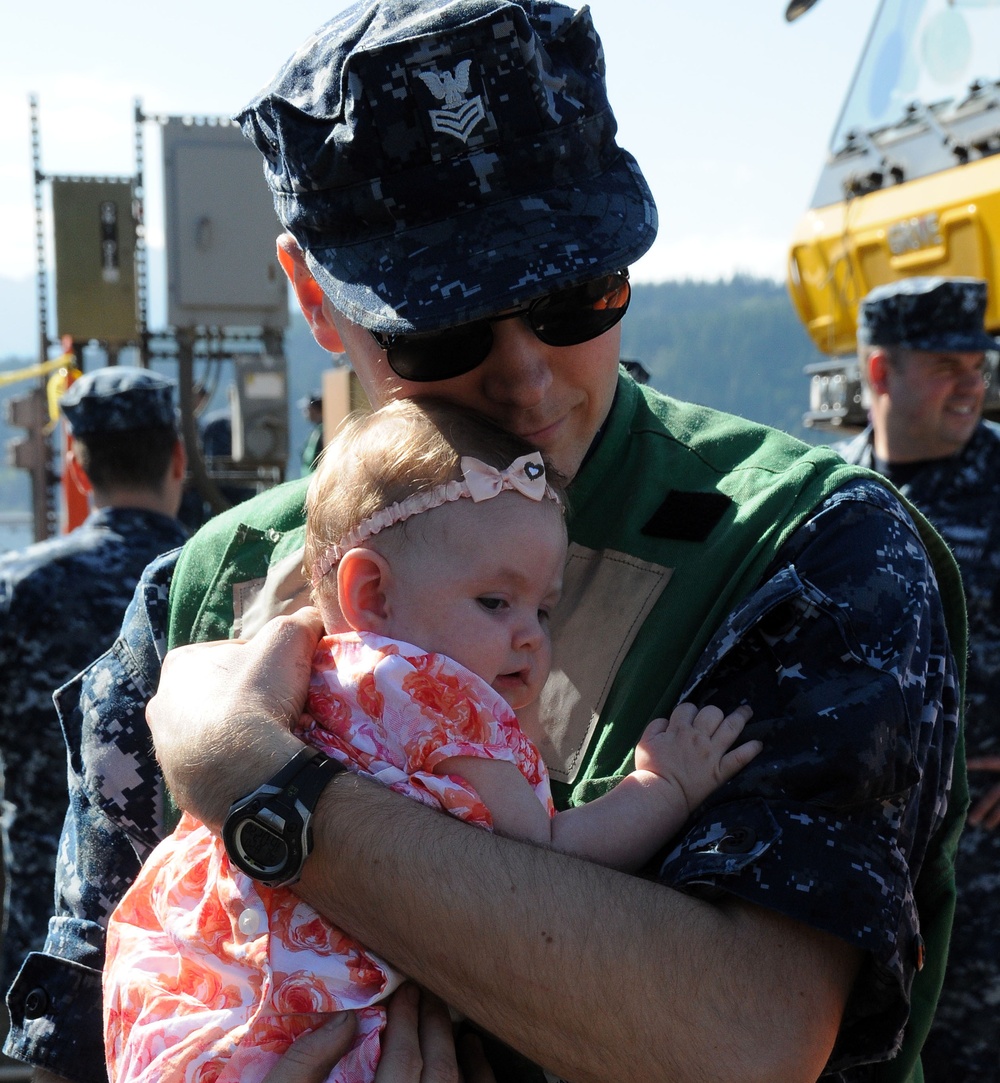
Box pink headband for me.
[311,453,561,586]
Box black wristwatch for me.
[222,747,343,887]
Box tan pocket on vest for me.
[519,543,671,785]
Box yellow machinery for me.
[787,0,1000,429]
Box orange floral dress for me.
[104,632,553,1083]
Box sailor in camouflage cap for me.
[0,364,187,1007]
[60,366,177,436]
[840,277,1000,1078]
[843,276,995,464]
[236,0,656,336]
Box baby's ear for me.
[337,548,390,631]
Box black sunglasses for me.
[369,270,631,383]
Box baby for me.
[104,398,760,1083]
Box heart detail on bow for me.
[461,454,551,502]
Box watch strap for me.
[269,746,337,792]
[281,747,344,811]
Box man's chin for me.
[946,416,980,446]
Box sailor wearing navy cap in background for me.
[0,367,188,1019]
[840,277,995,467]
[837,277,1000,1082]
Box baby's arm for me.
[546,703,759,869]
[435,703,760,871]
[433,755,558,847]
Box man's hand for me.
[377,985,496,1083]
[261,1011,357,1083]
[147,608,325,829]
[259,987,496,1083]
[967,756,1000,829]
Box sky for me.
[0,0,880,358]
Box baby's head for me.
[305,399,568,709]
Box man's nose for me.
[479,318,553,406]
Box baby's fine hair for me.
[304,398,566,605]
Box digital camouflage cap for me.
[236,0,657,335]
[857,277,997,353]
[59,367,177,436]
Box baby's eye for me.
[478,596,508,612]
[538,607,552,624]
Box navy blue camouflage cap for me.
[236,0,658,334]
[857,277,997,352]
[59,367,177,436]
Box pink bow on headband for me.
[461,454,551,502]
[311,452,559,586]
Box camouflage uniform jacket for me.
[5,381,966,1083]
[0,507,187,993]
[839,420,1000,1081]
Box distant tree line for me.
[621,275,829,442]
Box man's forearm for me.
[297,772,859,1083]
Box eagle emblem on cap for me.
[417,61,486,143]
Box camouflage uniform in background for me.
[0,365,187,999]
[0,509,188,992]
[839,420,1000,1081]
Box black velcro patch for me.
[641,490,733,543]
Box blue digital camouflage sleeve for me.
[3,550,179,1083]
[658,480,962,1078]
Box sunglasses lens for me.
[530,272,631,347]
[384,323,495,383]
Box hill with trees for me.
[621,275,827,441]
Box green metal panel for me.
[52,178,138,342]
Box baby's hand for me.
[634,703,761,817]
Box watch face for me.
[231,817,290,878]
[223,749,339,887]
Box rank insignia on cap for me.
[417,61,486,143]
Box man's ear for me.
[170,437,187,481]
[64,446,93,497]
[337,547,391,632]
[277,233,345,353]
[867,348,891,395]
